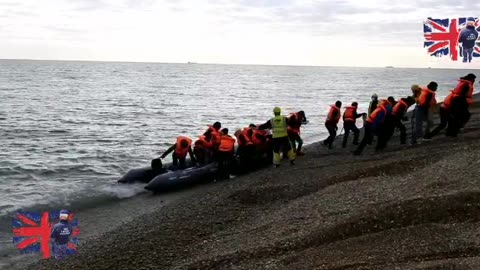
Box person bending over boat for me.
[194,130,213,165]
[205,122,222,155]
[160,136,197,169]
[216,128,236,180]
[288,110,308,155]
[258,107,295,168]
[235,128,255,172]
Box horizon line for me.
[0,57,472,70]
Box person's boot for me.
[296,150,305,156]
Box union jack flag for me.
[423,17,480,61]
[12,210,80,259]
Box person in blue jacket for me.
[50,210,73,260]
[458,18,479,63]
[353,100,392,155]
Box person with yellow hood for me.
[258,107,295,168]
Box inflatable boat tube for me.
[117,166,166,184]
[144,163,218,192]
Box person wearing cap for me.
[160,136,197,169]
[342,102,366,148]
[50,210,73,260]
[458,19,479,63]
[368,94,379,117]
[411,81,438,144]
[258,107,295,168]
[446,73,476,136]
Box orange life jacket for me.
[326,105,341,124]
[441,90,455,109]
[343,106,357,122]
[366,105,387,124]
[236,132,253,147]
[219,135,236,153]
[174,136,192,159]
[251,129,265,145]
[242,128,253,140]
[207,126,222,147]
[392,99,408,116]
[418,87,436,108]
[452,79,474,105]
[194,135,212,149]
[287,113,301,134]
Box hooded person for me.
[458,19,479,63]
[368,94,379,116]
[257,107,295,168]
[50,210,73,260]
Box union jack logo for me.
[12,211,80,258]
[423,17,480,61]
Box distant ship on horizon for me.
[187,61,198,64]
[385,66,394,68]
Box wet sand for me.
[27,97,480,270]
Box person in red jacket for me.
[386,96,415,144]
[323,101,342,149]
[193,130,213,165]
[412,81,437,144]
[424,91,455,139]
[287,110,308,155]
[160,136,197,169]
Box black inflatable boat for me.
[144,162,218,192]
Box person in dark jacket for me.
[368,94,378,116]
[287,110,308,155]
[341,102,366,148]
[51,210,73,260]
[458,19,479,63]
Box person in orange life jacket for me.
[323,101,342,149]
[374,99,394,151]
[342,102,366,148]
[205,122,222,152]
[216,128,236,180]
[411,81,437,144]
[234,128,256,172]
[353,100,392,155]
[446,73,476,137]
[385,96,415,144]
[424,91,455,139]
[287,110,308,156]
[160,136,197,169]
[193,130,213,165]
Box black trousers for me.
[386,116,407,144]
[323,124,337,149]
[354,123,374,155]
[426,106,449,139]
[172,152,186,169]
[216,151,233,180]
[342,121,360,148]
[446,98,470,137]
[236,144,255,172]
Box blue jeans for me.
[463,47,473,63]
[412,105,428,143]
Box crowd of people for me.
[159,73,476,178]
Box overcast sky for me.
[1,0,480,68]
